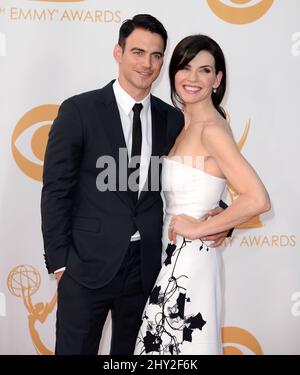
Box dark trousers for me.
[55,241,148,355]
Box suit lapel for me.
[151,96,167,158]
[96,82,134,210]
[97,85,167,209]
[137,96,167,205]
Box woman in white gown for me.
[134,35,270,355]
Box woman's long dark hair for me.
[169,34,226,119]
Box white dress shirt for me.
[113,79,152,241]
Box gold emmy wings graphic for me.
[11,105,59,182]
[7,265,57,355]
[6,265,263,354]
[222,326,263,355]
[227,115,263,229]
[207,0,274,24]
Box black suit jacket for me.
[41,81,184,293]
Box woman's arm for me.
[169,122,271,242]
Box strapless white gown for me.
[134,157,226,355]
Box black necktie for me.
[129,103,143,204]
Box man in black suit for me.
[41,14,229,355]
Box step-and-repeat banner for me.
[1,0,299,355]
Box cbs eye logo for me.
[222,326,263,355]
[207,0,274,24]
[11,105,59,181]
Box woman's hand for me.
[201,207,229,247]
[168,213,208,244]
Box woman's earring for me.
[213,88,217,93]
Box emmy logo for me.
[227,115,263,229]
[7,265,57,355]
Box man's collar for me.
[113,79,151,115]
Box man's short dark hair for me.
[118,14,168,52]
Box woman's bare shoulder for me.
[201,115,233,141]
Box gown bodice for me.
[162,157,226,221]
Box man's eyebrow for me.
[130,47,145,52]
[130,48,163,56]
